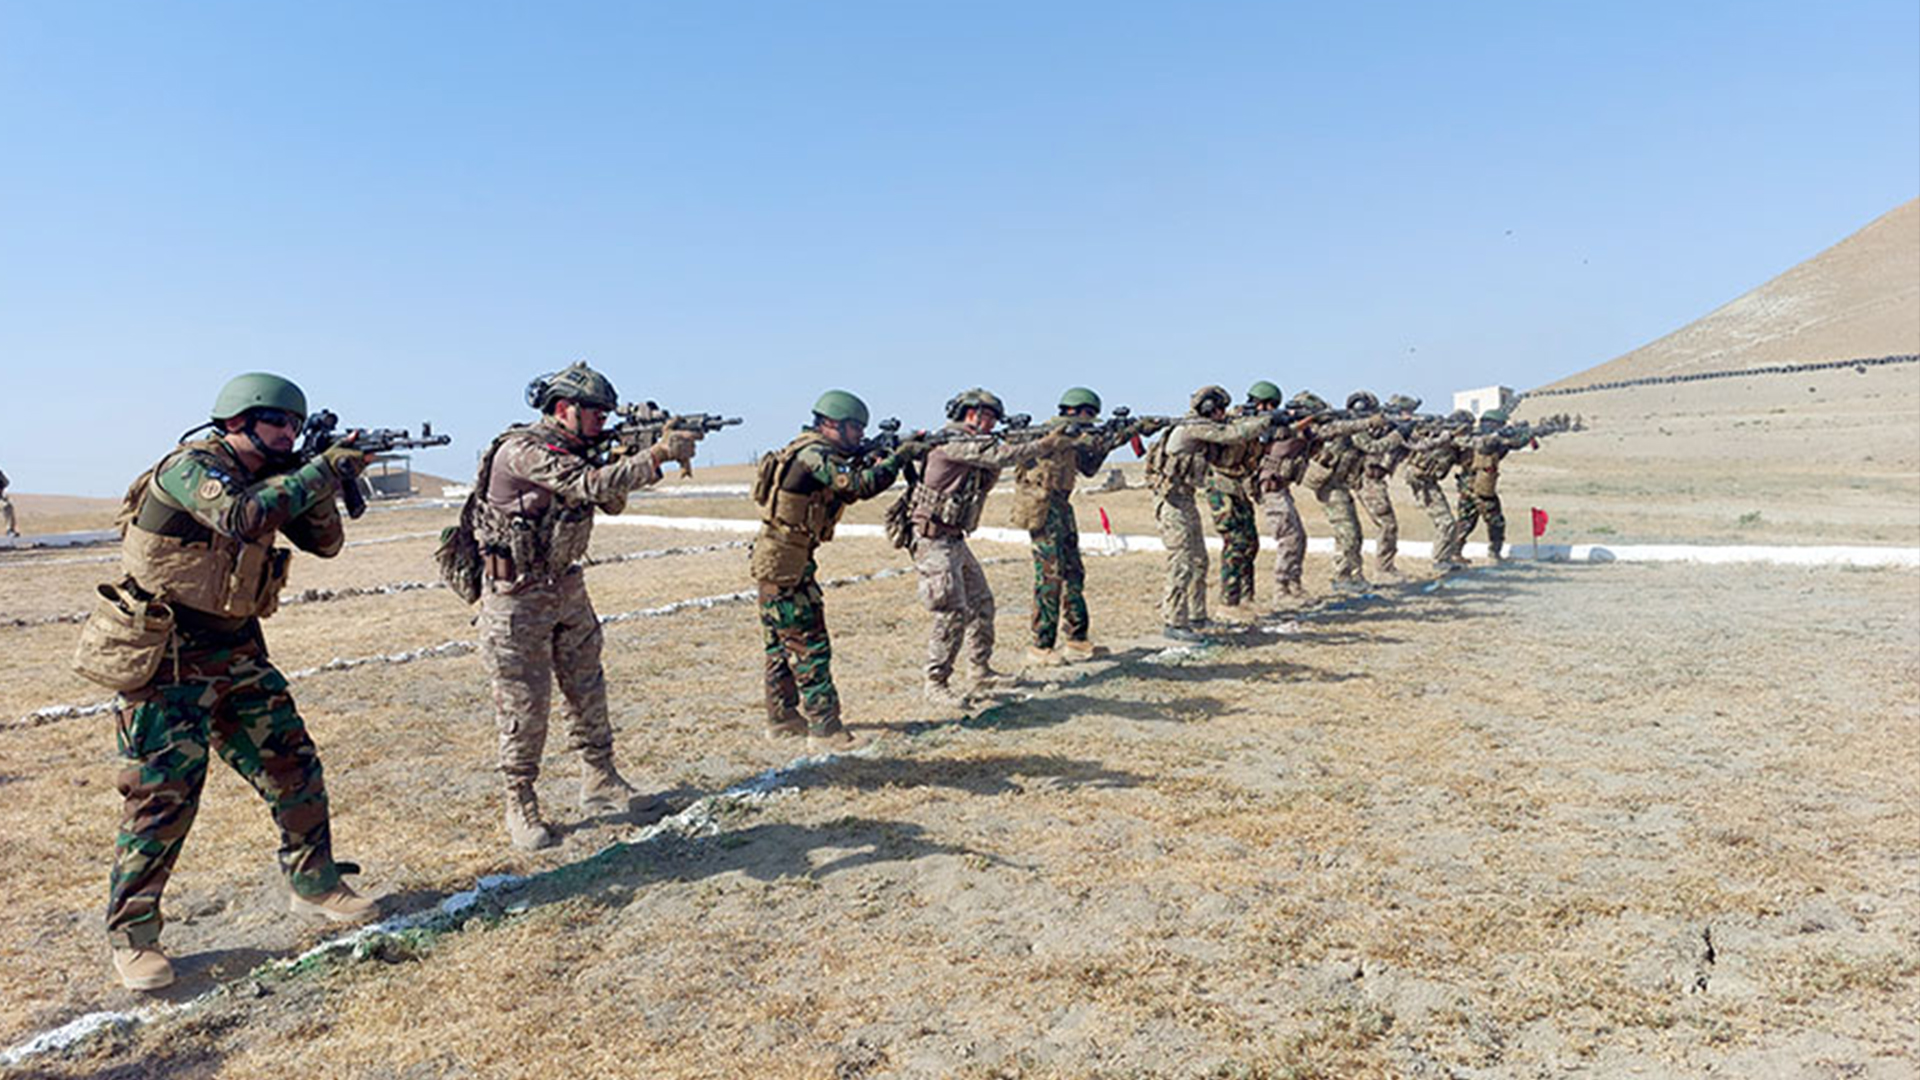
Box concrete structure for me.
[1453,385,1517,418]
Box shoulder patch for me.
[197,479,226,501]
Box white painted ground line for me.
[604,513,1920,568]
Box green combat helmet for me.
[527,361,619,412]
[1189,385,1231,414]
[1247,380,1283,405]
[946,387,1006,421]
[1059,386,1102,413]
[212,373,307,422]
[812,389,871,427]
[1289,390,1329,413]
[1480,407,1510,425]
[1385,394,1421,413]
[1447,409,1474,426]
[1346,390,1380,413]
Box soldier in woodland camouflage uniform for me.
[1297,390,1391,591]
[0,466,18,536]
[1455,408,1533,561]
[1204,384,1277,613]
[1009,388,1160,666]
[91,373,376,991]
[753,390,926,751]
[1250,382,1313,602]
[1145,385,1272,641]
[1403,409,1476,570]
[1349,391,1411,580]
[473,362,699,851]
[912,388,1070,707]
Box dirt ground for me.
[2,478,1916,1078]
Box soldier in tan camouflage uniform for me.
[1403,409,1476,570]
[1146,385,1272,641]
[1250,382,1313,603]
[912,389,1069,707]
[472,362,699,851]
[1204,383,1278,614]
[1008,387,1159,666]
[1297,390,1390,592]
[753,390,926,751]
[1349,391,1411,580]
[1456,408,1534,562]
[88,373,376,991]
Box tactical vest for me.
[1469,445,1503,498]
[909,447,994,538]
[1009,431,1081,531]
[1406,436,1464,484]
[1256,433,1309,492]
[116,438,290,621]
[1205,435,1263,499]
[473,426,600,584]
[1144,426,1208,497]
[751,432,847,586]
[1303,431,1363,492]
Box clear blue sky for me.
[3,1,1916,494]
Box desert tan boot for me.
[767,705,807,741]
[505,785,557,851]
[924,678,970,710]
[968,664,1018,691]
[808,726,873,754]
[1059,639,1107,662]
[1024,644,1063,668]
[580,757,637,815]
[112,946,174,991]
[290,882,377,923]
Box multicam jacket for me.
[1145,415,1270,499]
[910,423,1056,541]
[476,421,662,590]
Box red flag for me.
[1531,507,1549,538]
[1098,507,1113,535]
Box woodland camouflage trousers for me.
[759,563,842,733]
[108,630,340,949]
[1028,497,1088,649]
[1206,488,1259,607]
[1456,490,1506,558]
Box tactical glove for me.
[321,443,371,482]
[652,429,699,466]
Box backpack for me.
[434,432,513,605]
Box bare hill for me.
[1547,199,1919,389]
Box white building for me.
[1453,385,1517,418]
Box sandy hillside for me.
[1546,199,1919,387]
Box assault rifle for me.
[299,411,453,519]
[599,402,742,477]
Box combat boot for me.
[580,756,637,815]
[766,708,807,741]
[924,678,970,710]
[1024,644,1064,668]
[808,725,873,754]
[968,664,1018,692]
[113,946,174,991]
[1059,639,1108,662]
[290,882,377,923]
[505,785,557,851]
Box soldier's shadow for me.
[793,751,1144,797]
[526,816,1010,914]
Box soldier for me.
[753,391,926,749]
[1402,409,1476,571]
[1350,391,1412,581]
[1009,388,1155,666]
[912,388,1070,707]
[1296,390,1389,592]
[1145,385,1272,641]
[95,373,375,991]
[0,465,17,537]
[1204,384,1276,614]
[473,362,699,852]
[1250,382,1313,603]
[1456,408,1534,562]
